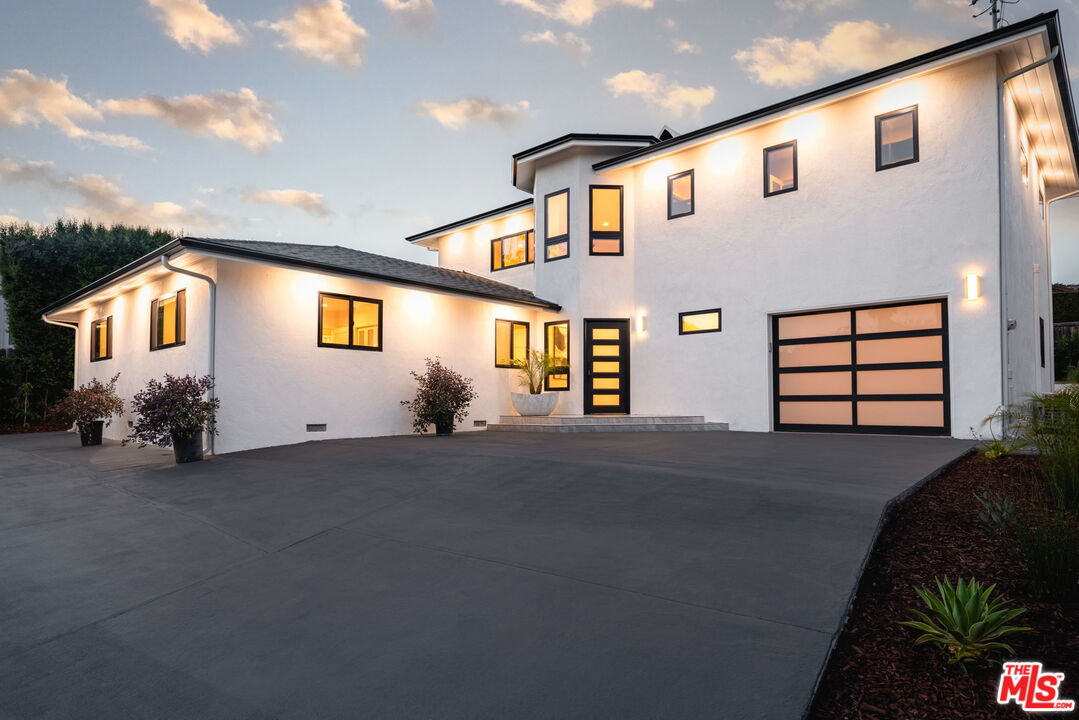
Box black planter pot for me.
[170,430,204,463]
[79,420,104,446]
[434,415,455,436]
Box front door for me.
[584,319,630,414]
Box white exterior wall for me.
[435,208,536,293]
[74,258,217,443]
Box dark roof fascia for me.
[180,238,562,311]
[1042,13,1079,179]
[594,11,1073,172]
[404,198,533,243]
[38,238,184,315]
[512,132,658,186]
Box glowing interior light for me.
[1041,123,1052,131]
[965,273,981,301]
[1049,149,1059,156]
[1030,86,1042,95]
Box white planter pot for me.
[511,392,558,416]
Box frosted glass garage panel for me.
[777,311,850,340]
[779,371,852,396]
[779,401,852,425]
[856,303,942,333]
[857,368,943,395]
[858,401,944,427]
[778,341,851,368]
[857,336,942,364]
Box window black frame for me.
[763,140,798,197]
[875,105,919,171]
[667,169,695,219]
[1040,316,1046,368]
[771,297,950,437]
[678,308,722,335]
[588,185,624,256]
[317,291,384,352]
[543,188,570,262]
[494,318,530,368]
[149,289,186,352]
[490,230,535,272]
[544,320,570,391]
[90,316,113,362]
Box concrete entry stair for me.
[487,414,729,433]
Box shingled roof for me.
[41,236,561,315]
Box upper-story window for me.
[491,230,534,271]
[876,106,918,171]
[91,316,112,361]
[668,170,694,219]
[319,292,382,351]
[544,189,570,261]
[150,290,185,351]
[589,185,623,255]
[764,141,797,197]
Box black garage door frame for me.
[771,298,951,436]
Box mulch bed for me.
[0,421,70,434]
[809,453,1079,719]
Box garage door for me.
[772,299,950,435]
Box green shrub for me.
[1018,388,1079,512]
[1055,333,1079,382]
[899,577,1029,666]
[974,490,1015,533]
[972,407,1025,459]
[1013,501,1079,602]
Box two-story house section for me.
[41,13,1079,453]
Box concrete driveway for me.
[0,430,971,719]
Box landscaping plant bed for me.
[810,453,1079,719]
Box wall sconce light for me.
[636,313,647,333]
[965,273,981,301]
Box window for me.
[589,185,623,255]
[91,316,112,361]
[495,319,529,367]
[764,141,797,196]
[876,106,918,171]
[318,292,382,351]
[1040,317,1046,368]
[545,320,570,390]
[668,169,694,219]
[679,309,721,335]
[491,230,535,271]
[544,189,570,261]
[150,290,185,351]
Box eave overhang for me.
[405,198,533,248]
[512,133,657,192]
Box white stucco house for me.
[41,13,1078,454]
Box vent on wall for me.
[306,424,327,433]
[473,420,487,428]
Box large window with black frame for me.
[544,189,570,261]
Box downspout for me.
[42,314,80,430]
[160,254,217,456]
[997,46,1060,415]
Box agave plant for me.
[974,490,1016,534]
[898,577,1030,666]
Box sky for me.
[2,0,1079,281]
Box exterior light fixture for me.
[637,313,647,333]
[965,273,981,301]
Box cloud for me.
[242,189,332,216]
[605,70,715,118]
[913,0,972,19]
[776,0,853,11]
[417,97,530,130]
[500,0,653,26]
[672,40,699,54]
[0,214,42,229]
[145,0,242,52]
[0,157,218,230]
[101,88,282,152]
[380,0,436,31]
[261,0,368,68]
[0,70,147,150]
[522,30,592,63]
[733,20,942,87]
[662,17,677,30]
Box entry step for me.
[487,415,729,433]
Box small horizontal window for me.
[679,309,721,335]
[876,106,918,170]
[150,290,185,351]
[319,292,382,351]
[91,316,112,361]
[496,319,529,368]
[589,185,623,255]
[668,170,694,219]
[491,230,535,271]
[764,141,797,197]
[544,189,570,261]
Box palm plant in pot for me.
[509,350,564,416]
[52,373,124,446]
[401,357,478,436]
[125,374,219,463]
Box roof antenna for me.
[970,0,1021,30]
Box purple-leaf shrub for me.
[125,374,219,448]
[400,357,478,434]
[52,373,124,435]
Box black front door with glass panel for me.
[584,319,630,414]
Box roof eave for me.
[405,198,534,246]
